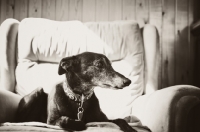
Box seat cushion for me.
[15,18,144,119]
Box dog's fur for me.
[15,52,137,132]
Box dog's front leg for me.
[109,119,137,132]
[47,103,86,131]
[54,116,86,131]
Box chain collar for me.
[63,81,94,102]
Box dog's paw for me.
[59,117,86,131]
[120,123,137,132]
[74,121,86,131]
[123,126,137,132]
[111,119,137,132]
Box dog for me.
[15,52,137,132]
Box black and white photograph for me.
[0,0,200,132]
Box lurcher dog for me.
[15,52,137,132]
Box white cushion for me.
[15,18,144,119]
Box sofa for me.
[0,18,200,132]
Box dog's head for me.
[58,52,131,93]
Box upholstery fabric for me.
[0,122,149,132]
[15,18,144,119]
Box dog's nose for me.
[123,79,131,86]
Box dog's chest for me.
[51,83,102,123]
[61,97,95,121]
[54,86,92,120]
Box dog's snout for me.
[123,79,131,86]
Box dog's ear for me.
[58,56,78,75]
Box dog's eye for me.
[96,62,103,68]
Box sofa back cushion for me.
[16,18,144,119]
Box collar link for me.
[63,81,94,102]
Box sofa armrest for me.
[0,89,22,123]
[131,85,200,132]
[0,19,19,92]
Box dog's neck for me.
[63,81,94,102]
